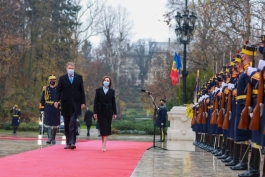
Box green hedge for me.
[2,122,39,131]
[112,120,166,135]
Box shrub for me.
[17,122,39,131]
[112,120,135,130]
[3,122,12,130]
[111,119,163,135]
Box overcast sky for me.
[89,0,172,46]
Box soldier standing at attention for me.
[10,104,21,134]
[231,40,256,172]
[39,73,61,144]
[155,99,167,142]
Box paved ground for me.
[0,129,262,177]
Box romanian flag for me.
[170,60,178,85]
[170,53,182,86]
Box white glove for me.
[214,87,220,93]
[228,83,235,90]
[258,59,265,70]
[221,82,227,88]
[247,67,257,76]
[13,107,15,109]
[41,111,44,114]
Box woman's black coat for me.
[93,87,117,136]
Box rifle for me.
[210,94,218,124]
[202,99,208,124]
[222,89,232,130]
[249,71,263,131]
[197,102,203,124]
[238,83,252,130]
[217,92,225,127]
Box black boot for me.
[238,147,260,177]
[206,134,214,152]
[13,127,17,134]
[230,144,249,170]
[222,139,234,162]
[51,128,57,144]
[226,142,240,166]
[46,127,52,144]
[218,138,229,159]
[215,136,225,156]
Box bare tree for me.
[165,0,265,72]
[132,39,157,87]
[96,4,134,117]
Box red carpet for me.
[0,140,151,177]
[0,136,88,142]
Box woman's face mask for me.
[103,81,110,87]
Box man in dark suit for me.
[54,62,86,149]
[84,107,93,136]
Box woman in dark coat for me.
[93,76,117,151]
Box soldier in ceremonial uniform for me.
[237,37,265,177]
[10,104,21,134]
[231,41,255,173]
[191,94,200,145]
[224,55,242,167]
[39,73,61,144]
[155,99,167,142]
[208,79,220,154]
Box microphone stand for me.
[146,93,167,150]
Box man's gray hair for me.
[66,62,75,67]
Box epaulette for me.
[251,72,260,81]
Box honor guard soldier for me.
[238,36,265,177]
[10,104,21,134]
[155,99,167,142]
[232,40,256,172]
[224,55,242,167]
[39,73,61,144]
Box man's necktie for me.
[70,76,73,84]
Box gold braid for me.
[44,87,49,101]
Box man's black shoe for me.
[70,144,76,149]
[64,145,70,149]
[157,140,164,142]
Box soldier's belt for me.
[45,101,54,104]
[236,95,246,100]
[252,89,258,95]
[208,106,213,109]
[13,115,19,117]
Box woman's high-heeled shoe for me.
[102,143,106,152]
